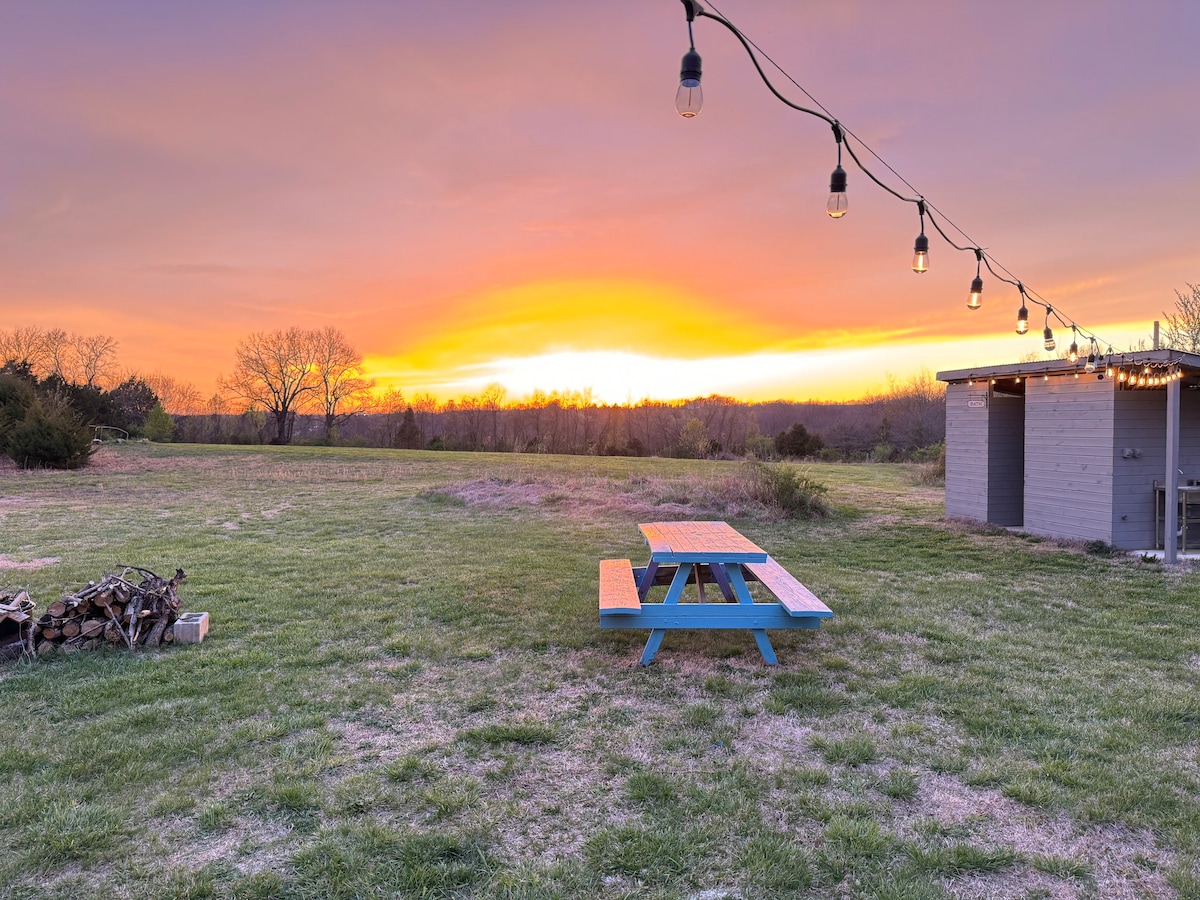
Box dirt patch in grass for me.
[0,555,61,569]
[426,473,777,521]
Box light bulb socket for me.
[829,165,847,193]
[913,233,929,254]
[680,49,702,83]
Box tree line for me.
[0,323,946,467]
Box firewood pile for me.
[0,591,35,661]
[1,567,187,659]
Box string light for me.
[826,123,848,218]
[912,201,930,274]
[674,0,1123,355]
[968,249,983,310]
[1015,286,1029,334]
[675,5,703,117]
[1067,326,1079,364]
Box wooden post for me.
[1165,377,1181,563]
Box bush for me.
[5,395,94,469]
[144,403,176,442]
[0,373,36,437]
[775,422,823,458]
[739,460,830,519]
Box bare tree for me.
[307,326,375,440]
[141,371,204,415]
[0,326,49,372]
[42,328,72,381]
[1163,283,1200,353]
[73,333,119,388]
[220,327,321,444]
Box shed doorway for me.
[986,385,1025,527]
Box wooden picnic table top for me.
[638,520,769,564]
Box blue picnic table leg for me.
[639,630,666,666]
[726,565,779,666]
[639,563,692,666]
[750,630,778,665]
[708,563,736,601]
[636,560,659,601]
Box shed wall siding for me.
[945,384,989,521]
[1023,378,1114,543]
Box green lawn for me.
[1,443,1197,899]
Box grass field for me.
[1,443,1198,900]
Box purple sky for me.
[1,0,1197,401]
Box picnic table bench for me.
[599,521,832,665]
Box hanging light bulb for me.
[827,165,848,218]
[967,250,983,309]
[675,46,703,117]
[1067,327,1079,363]
[912,201,929,273]
[1118,367,1127,383]
[912,233,929,273]
[964,274,984,309]
[1043,326,1056,352]
[1105,360,1115,378]
[1085,353,1096,374]
[826,123,847,218]
[1014,285,1029,334]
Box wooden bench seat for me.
[598,559,641,613]
[744,558,832,619]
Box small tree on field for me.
[144,403,176,442]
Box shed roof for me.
[936,349,1200,384]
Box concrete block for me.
[174,611,209,644]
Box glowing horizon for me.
[363,317,1160,407]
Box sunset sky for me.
[2,1,1198,404]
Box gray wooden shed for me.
[936,350,1200,558]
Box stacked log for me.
[28,567,187,656]
[0,591,36,660]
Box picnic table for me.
[598,521,832,666]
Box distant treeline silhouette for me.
[173,377,945,461]
[2,325,944,462]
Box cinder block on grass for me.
[174,611,209,644]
